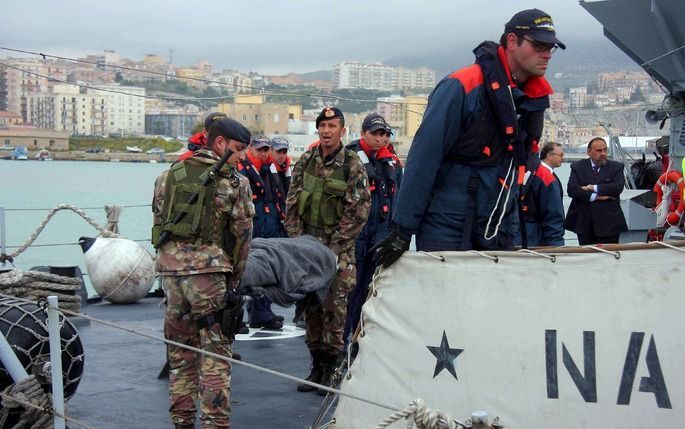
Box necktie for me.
[592,165,600,175]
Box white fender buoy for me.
[79,236,155,304]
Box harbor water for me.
[0,158,576,296]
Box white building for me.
[569,86,588,111]
[333,62,394,91]
[27,84,107,135]
[87,85,146,135]
[333,62,436,91]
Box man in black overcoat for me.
[564,137,628,244]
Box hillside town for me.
[0,48,668,158]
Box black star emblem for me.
[426,330,464,380]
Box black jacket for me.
[564,158,628,237]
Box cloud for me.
[1,1,606,74]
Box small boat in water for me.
[0,145,13,160]
[11,146,28,160]
[125,146,142,153]
[35,149,53,161]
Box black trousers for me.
[577,232,620,245]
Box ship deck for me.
[66,296,330,429]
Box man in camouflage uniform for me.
[285,106,371,395]
[152,117,254,429]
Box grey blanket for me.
[239,236,337,307]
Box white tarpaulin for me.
[333,243,685,428]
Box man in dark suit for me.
[564,137,628,244]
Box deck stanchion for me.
[0,206,8,271]
[47,295,66,429]
[0,329,29,383]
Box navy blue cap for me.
[505,9,565,50]
[204,112,228,129]
[362,113,388,133]
[250,135,271,149]
[316,107,345,128]
[213,117,251,145]
[270,136,289,151]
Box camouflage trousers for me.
[305,250,356,354]
[163,273,233,429]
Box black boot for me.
[317,352,342,396]
[297,350,324,392]
[174,424,194,429]
[297,350,326,392]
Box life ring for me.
[653,170,685,226]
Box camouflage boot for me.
[297,350,325,392]
[317,352,342,396]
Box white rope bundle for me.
[375,398,464,429]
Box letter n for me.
[545,330,597,402]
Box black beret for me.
[214,117,251,145]
[204,112,228,129]
[316,106,345,128]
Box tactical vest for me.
[152,157,235,250]
[297,149,350,235]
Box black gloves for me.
[372,229,411,268]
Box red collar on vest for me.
[497,46,553,99]
[246,151,268,171]
[274,156,291,173]
[360,138,395,161]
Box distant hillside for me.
[383,37,642,91]
[298,70,332,82]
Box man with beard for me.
[564,137,627,244]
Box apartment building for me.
[0,59,67,122]
[333,62,436,91]
[87,85,146,135]
[392,67,436,91]
[145,110,200,138]
[27,84,108,135]
[216,95,302,135]
[569,86,588,111]
[333,62,394,91]
[376,95,428,138]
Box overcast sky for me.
[1,1,607,74]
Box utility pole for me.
[169,49,174,65]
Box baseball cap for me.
[361,113,388,133]
[270,136,290,151]
[316,106,345,128]
[249,135,271,149]
[505,9,565,50]
[213,117,251,145]
[204,112,228,129]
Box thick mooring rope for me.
[0,270,81,312]
[0,376,52,429]
[0,204,120,263]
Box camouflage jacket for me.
[285,145,371,256]
[152,149,254,288]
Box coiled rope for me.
[0,270,82,312]
[0,204,120,264]
[375,398,465,429]
[0,376,52,429]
